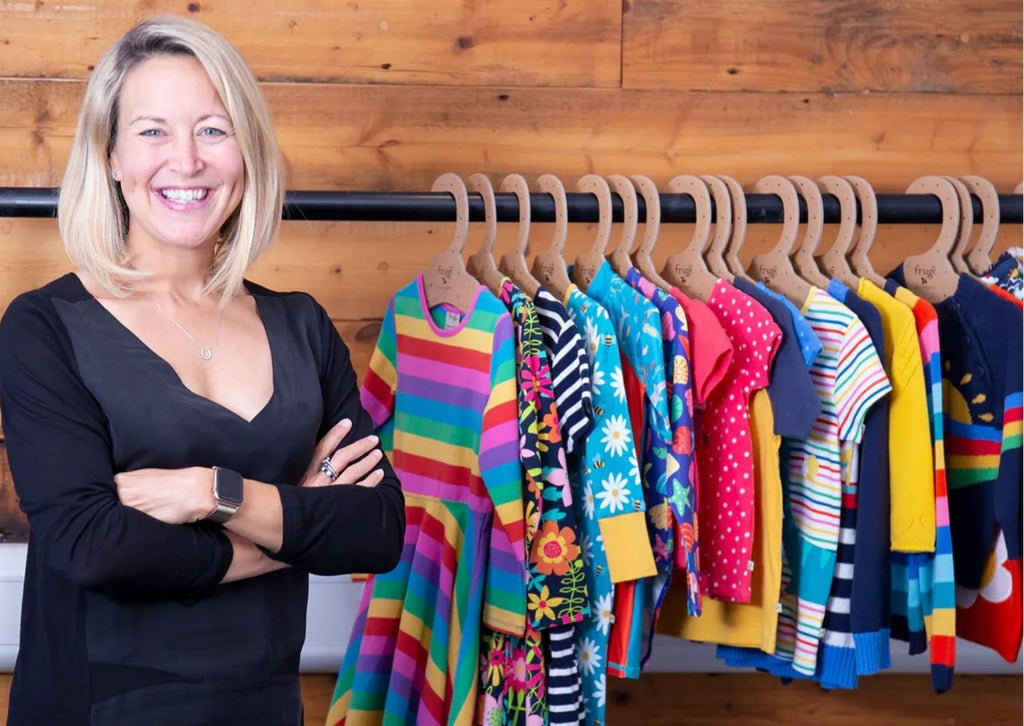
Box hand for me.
[299,418,386,488]
[115,467,214,524]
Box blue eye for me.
[140,128,164,137]
[199,127,227,138]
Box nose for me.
[169,134,204,176]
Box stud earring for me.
[110,171,118,181]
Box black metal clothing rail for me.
[1,187,1022,224]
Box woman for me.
[0,16,404,725]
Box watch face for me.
[214,468,244,506]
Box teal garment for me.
[624,267,701,619]
[581,261,673,678]
[563,286,646,725]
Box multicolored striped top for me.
[889,283,957,693]
[328,276,525,726]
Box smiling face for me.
[109,53,244,258]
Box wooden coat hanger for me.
[815,175,860,288]
[702,174,734,282]
[788,174,830,288]
[606,174,640,277]
[748,174,813,306]
[497,173,541,297]
[900,175,962,303]
[662,174,717,301]
[422,173,482,313]
[571,174,614,291]
[944,176,974,275]
[465,173,506,296]
[530,174,573,301]
[963,175,1001,275]
[630,174,674,291]
[720,175,751,281]
[846,175,886,287]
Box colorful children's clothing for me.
[581,262,674,678]
[887,282,958,693]
[889,269,1023,584]
[626,268,701,617]
[660,389,784,654]
[818,280,891,689]
[667,288,734,406]
[858,278,935,551]
[697,279,781,603]
[733,277,821,439]
[480,279,588,726]
[532,285,593,726]
[562,284,652,725]
[330,277,524,726]
[533,286,594,455]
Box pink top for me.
[669,288,734,405]
[696,279,782,602]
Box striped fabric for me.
[328,277,526,726]
[718,287,890,678]
[781,288,889,675]
[533,286,594,726]
[534,286,594,456]
[890,284,958,693]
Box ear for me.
[108,150,122,182]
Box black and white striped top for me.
[533,286,594,455]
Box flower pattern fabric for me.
[562,284,651,726]
[583,261,675,677]
[480,279,588,726]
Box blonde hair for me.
[58,15,285,300]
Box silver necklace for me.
[149,295,224,361]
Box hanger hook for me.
[538,174,569,255]
[499,173,531,256]
[466,173,497,255]
[576,174,613,255]
[607,174,640,257]
[431,173,470,254]
[753,174,801,255]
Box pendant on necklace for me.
[200,347,214,361]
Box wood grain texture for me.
[1,80,1020,190]
[0,673,1012,725]
[0,1,622,87]
[623,0,1024,93]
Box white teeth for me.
[160,188,208,203]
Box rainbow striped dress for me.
[328,276,526,726]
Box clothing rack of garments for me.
[1,186,1022,223]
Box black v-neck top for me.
[0,274,404,725]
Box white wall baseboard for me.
[0,545,1018,675]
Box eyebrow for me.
[126,114,232,126]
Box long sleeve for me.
[0,294,233,598]
[995,324,1022,559]
[271,297,405,576]
[480,312,529,635]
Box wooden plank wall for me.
[0,1,1021,720]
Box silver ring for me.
[319,457,339,482]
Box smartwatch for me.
[208,466,244,524]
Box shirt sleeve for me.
[480,312,529,636]
[271,297,405,576]
[589,315,658,584]
[0,295,233,598]
[995,323,1023,559]
[835,317,893,443]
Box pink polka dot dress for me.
[696,279,782,603]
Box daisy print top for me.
[563,284,653,726]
